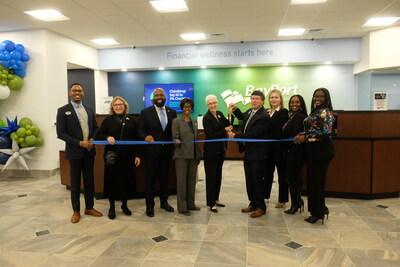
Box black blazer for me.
[233,107,270,160]
[266,108,289,152]
[137,105,177,156]
[282,112,306,162]
[203,110,231,153]
[56,103,98,160]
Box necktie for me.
[160,107,167,131]
[78,105,89,141]
[244,110,255,133]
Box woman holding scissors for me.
[203,95,233,213]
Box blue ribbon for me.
[92,138,295,145]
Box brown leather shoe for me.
[250,208,266,218]
[241,205,255,213]
[71,212,80,223]
[84,208,103,217]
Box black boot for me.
[121,200,132,216]
[284,187,303,215]
[108,200,116,220]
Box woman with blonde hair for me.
[264,89,289,208]
[96,96,141,220]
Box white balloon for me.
[0,85,11,99]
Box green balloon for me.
[0,119,5,127]
[16,127,26,137]
[19,117,33,128]
[26,130,32,136]
[32,127,40,136]
[35,136,44,147]
[18,137,24,143]
[8,75,24,91]
[20,142,29,148]
[25,135,37,146]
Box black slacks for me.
[204,151,224,207]
[265,149,288,202]
[69,151,95,212]
[305,140,334,218]
[144,146,172,208]
[244,157,267,210]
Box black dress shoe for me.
[146,208,154,217]
[121,204,132,216]
[210,206,218,213]
[108,208,116,220]
[160,203,174,212]
[189,206,201,211]
[215,202,225,207]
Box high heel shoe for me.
[215,201,225,207]
[304,215,324,225]
[324,207,329,220]
[210,206,218,213]
[284,202,303,214]
[121,204,132,216]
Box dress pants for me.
[306,140,334,218]
[144,146,171,208]
[69,151,95,212]
[265,150,288,202]
[175,158,198,212]
[204,151,224,207]
[244,157,267,211]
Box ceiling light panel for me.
[90,38,119,45]
[24,9,70,21]
[150,0,189,13]
[278,28,306,36]
[180,33,206,41]
[291,0,326,4]
[363,17,400,26]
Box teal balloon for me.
[7,75,23,90]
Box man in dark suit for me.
[137,88,177,217]
[56,83,103,223]
[228,91,270,218]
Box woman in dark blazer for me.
[295,88,335,224]
[96,96,141,220]
[203,95,233,213]
[172,98,202,216]
[264,89,289,208]
[282,95,307,214]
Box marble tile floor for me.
[0,160,399,267]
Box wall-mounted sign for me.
[373,92,387,111]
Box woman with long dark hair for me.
[282,95,307,215]
[295,88,335,224]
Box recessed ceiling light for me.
[278,28,306,36]
[180,33,206,41]
[24,9,70,21]
[90,38,119,45]
[159,66,165,70]
[325,61,332,65]
[121,68,127,72]
[241,64,247,67]
[201,65,206,69]
[150,0,189,13]
[291,0,326,4]
[283,63,289,66]
[363,17,400,26]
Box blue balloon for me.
[16,60,23,66]
[1,61,10,68]
[21,54,30,62]
[10,51,21,60]
[1,40,15,52]
[0,136,11,149]
[15,44,25,53]
[4,55,11,61]
[0,54,4,61]
[0,152,10,165]
[14,69,26,77]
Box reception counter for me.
[59,111,400,199]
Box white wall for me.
[0,29,99,171]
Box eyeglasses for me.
[71,89,83,93]
[113,104,124,107]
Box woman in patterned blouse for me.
[295,88,335,224]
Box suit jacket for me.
[266,107,289,152]
[137,105,177,156]
[282,112,306,162]
[172,117,201,160]
[56,103,98,160]
[233,107,270,160]
[203,110,231,153]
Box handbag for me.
[103,115,126,165]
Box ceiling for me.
[0,0,399,50]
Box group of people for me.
[56,83,335,225]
